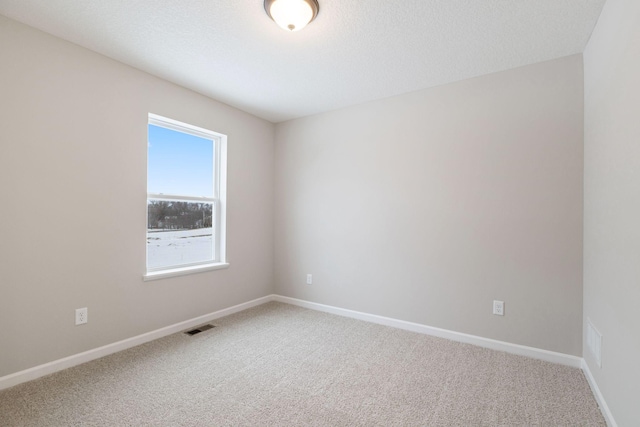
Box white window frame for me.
[144,113,228,281]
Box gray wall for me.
[0,16,275,377]
[583,0,640,424]
[7,11,632,419]
[274,55,584,356]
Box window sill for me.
[143,262,230,282]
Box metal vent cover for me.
[185,324,215,336]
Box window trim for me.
[144,113,228,280]
[143,262,230,282]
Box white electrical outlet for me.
[306,274,312,285]
[75,307,88,325]
[493,300,504,316]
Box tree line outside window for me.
[147,200,213,230]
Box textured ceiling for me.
[0,0,605,123]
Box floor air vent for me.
[185,324,215,336]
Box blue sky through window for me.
[147,124,214,197]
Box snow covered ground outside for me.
[147,228,213,269]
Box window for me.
[145,113,227,280]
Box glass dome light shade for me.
[265,0,319,32]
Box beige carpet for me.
[0,302,605,426]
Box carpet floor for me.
[0,302,605,426]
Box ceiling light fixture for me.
[264,0,319,32]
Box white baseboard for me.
[1,292,614,427]
[0,295,273,391]
[275,296,618,424]
[273,295,583,368]
[582,359,618,427]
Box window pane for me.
[147,200,214,269]
[147,124,214,197]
